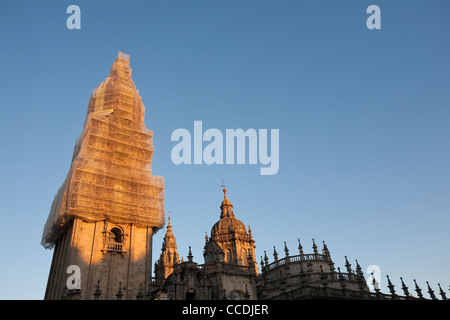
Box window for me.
[105,227,125,252]
[226,249,232,263]
[109,227,123,243]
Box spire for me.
[322,241,330,256]
[438,283,447,300]
[155,215,180,281]
[414,279,424,299]
[264,251,269,266]
[273,246,278,261]
[400,277,410,297]
[109,51,132,82]
[312,238,318,254]
[297,238,304,256]
[220,188,235,219]
[386,275,397,297]
[188,246,193,262]
[426,281,437,300]
[355,260,363,278]
[284,242,290,257]
[344,256,352,273]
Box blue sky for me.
[0,1,449,299]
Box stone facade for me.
[257,241,368,300]
[45,218,155,300]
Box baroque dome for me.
[211,188,248,236]
[211,216,248,236]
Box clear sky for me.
[0,1,449,299]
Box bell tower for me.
[154,217,180,284]
[42,52,165,300]
[209,188,257,274]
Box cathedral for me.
[41,52,448,301]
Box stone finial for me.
[284,242,289,257]
[93,280,102,300]
[426,281,437,300]
[414,279,424,299]
[322,241,330,256]
[344,256,352,273]
[355,259,363,277]
[136,283,144,300]
[438,283,447,300]
[188,246,193,262]
[116,282,123,300]
[297,238,304,255]
[400,277,410,297]
[312,238,318,254]
[273,246,278,261]
[386,275,396,296]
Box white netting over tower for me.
[41,52,165,249]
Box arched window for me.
[106,227,124,252]
[109,227,123,243]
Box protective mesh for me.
[41,52,165,249]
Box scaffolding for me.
[41,52,165,249]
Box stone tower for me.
[154,217,180,284]
[208,188,257,274]
[41,52,165,300]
